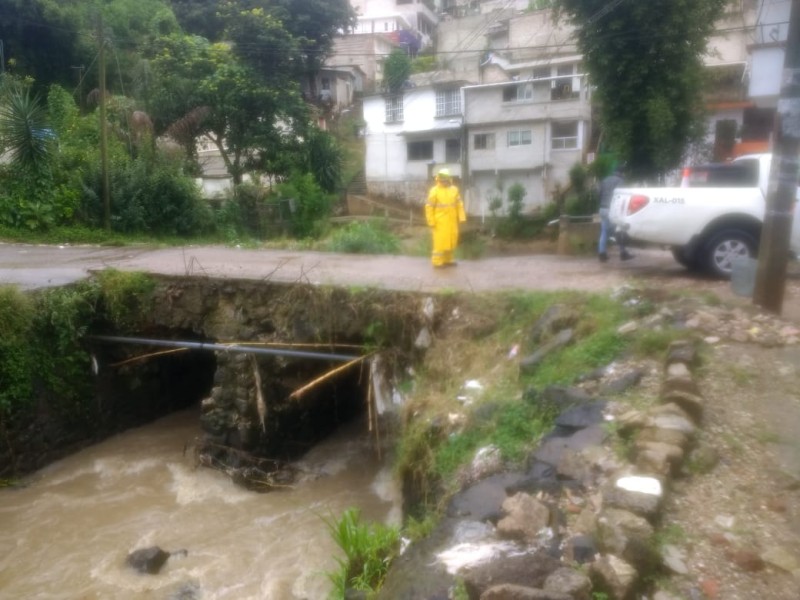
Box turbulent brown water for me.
[0,409,400,599]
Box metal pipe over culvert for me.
[87,335,362,362]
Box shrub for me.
[277,172,333,239]
[326,220,401,254]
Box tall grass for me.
[324,508,400,599]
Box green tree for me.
[0,0,179,96]
[0,0,85,92]
[148,31,307,185]
[168,0,226,40]
[383,49,412,92]
[558,0,727,179]
[269,0,356,94]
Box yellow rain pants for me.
[425,181,466,267]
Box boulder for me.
[543,566,592,600]
[590,554,639,600]
[480,584,571,600]
[463,551,562,599]
[126,546,172,574]
[659,389,704,423]
[597,508,656,569]
[602,476,663,521]
[497,493,551,543]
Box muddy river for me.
[0,409,399,599]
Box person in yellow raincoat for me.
[425,168,466,268]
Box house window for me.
[552,64,580,100]
[552,121,579,149]
[385,94,403,123]
[446,138,461,163]
[407,140,433,161]
[436,89,461,117]
[532,67,550,79]
[508,130,532,146]
[321,77,331,91]
[502,83,533,102]
[474,133,495,150]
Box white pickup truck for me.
[609,153,800,277]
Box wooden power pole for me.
[98,14,111,231]
[753,0,800,313]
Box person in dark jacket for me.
[597,166,634,262]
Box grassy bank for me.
[327,287,691,598]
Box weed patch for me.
[324,508,400,599]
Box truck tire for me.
[671,246,700,270]
[702,228,758,278]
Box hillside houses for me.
[349,0,787,216]
[360,6,588,216]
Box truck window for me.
[686,160,758,187]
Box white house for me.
[349,0,440,50]
[464,55,590,217]
[327,33,400,95]
[362,72,468,205]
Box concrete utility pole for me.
[753,0,800,314]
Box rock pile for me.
[379,340,707,600]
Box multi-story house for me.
[350,0,440,50]
[362,71,468,205]
[463,55,590,216]
[742,0,794,153]
[362,7,587,215]
[326,33,400,96]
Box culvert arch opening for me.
[90,334,386,492]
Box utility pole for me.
[753,0,800,314]
[98,14,111,230]
[71,65,85,112]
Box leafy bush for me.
[326,220,400,254]
[0,287,35,414]
[324,508,400,598]
[80,155,212,235]
[277,172,333,239]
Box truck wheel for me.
[702,229,757,278]
[671,246,700,270]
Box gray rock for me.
[555,402,607,429]
[590,554,639,600]
[126,546,171,574]
[448,473,525,522]
[603,477,663,521]
[661,373,701,397]
[661,544,689,575]
[597,508,656,569]
[497,493,551,543]
[635,426,691,449]
[529,305,579,345]
[761,546,800,573]
[562,534,598,565]
[480,584,572,600]
[520,329,574,374]
[600,369,645,395]
[544,566,592,600]
[660,389,704,423]
[634,441,685,477]
[463,551,562,599]
[534,425,608,470]
[666,341,698,368]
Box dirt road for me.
[1,241,798,321]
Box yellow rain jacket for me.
[425,178,466,267]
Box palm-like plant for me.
[0,87,52,173]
